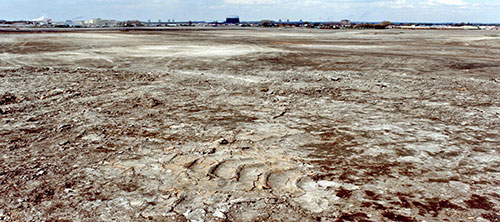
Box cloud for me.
[427,0,467,6]
[375,0,415,8]
[224,0,280,4]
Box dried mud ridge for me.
[1,30,500,221]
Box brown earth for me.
[0,28,499,221]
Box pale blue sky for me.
[1,0,499,23]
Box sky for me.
[1,0,499,23]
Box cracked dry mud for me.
[1,29,500,221]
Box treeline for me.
[353,21,392,29]
[259,20,394,29]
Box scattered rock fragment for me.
[184,208,206,222]
[47,88,64,97]
[203,148,216,154]
[58,124,71,131]
[213,208,226,219]
[219,138,229,145]
[259,87,269,92]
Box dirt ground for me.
[0,28,499,221]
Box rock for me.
[48,88,64,97]
[184,208,206,222]
[59,140,70,146]
[317,180,341,189]
[58,124,71,131]
[259,87,269,92]
[330,77,341,82]
[129,199,144,207]
[213,209,226,219]
[203,148,216,155]
[376,82,388,88]
[219,138,229,145]
[397,156,423,163]
[26,116,37,122]
[36,170,45,176]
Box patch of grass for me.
[488,35,500,37]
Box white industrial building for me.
[84,18,117,27]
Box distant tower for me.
[226,15,240,24]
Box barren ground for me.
[0,28,499,221]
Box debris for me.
[376,82,388,88]
[330,77,341,82]
[273,111,287,119]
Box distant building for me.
[340,19,352,28]
[32,16,52,26]
[341,19,351,25]
[73,20,85,27]
[85,18,117,27]
[226,16,240,24]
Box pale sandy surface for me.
[0,28,499,221]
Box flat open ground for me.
[0,28,499,221]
